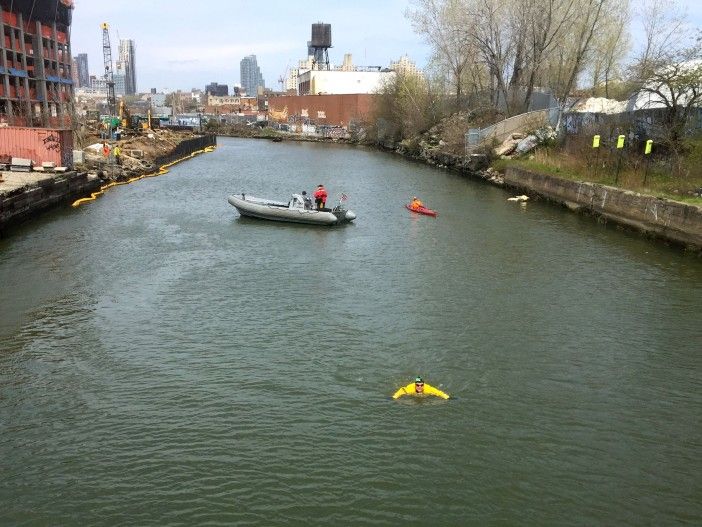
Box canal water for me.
[1,137,701,525]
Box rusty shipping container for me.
[0,127,73,167]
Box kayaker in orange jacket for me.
[410,197,424,210]
[313,184,328,210]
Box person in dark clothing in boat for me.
[301,191,313,210]
[313,184,328,210]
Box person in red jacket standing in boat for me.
[410,196,424,210]
[313,184,328,210]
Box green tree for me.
[374,71,444,144]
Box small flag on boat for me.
[340,193,348,201]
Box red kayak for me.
[405,204,438,217]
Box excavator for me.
[117,99,158,132]
[118,100,139,130]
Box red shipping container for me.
[0,127,73,167]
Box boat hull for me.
[405,204,437,217]
[228,195,356,225]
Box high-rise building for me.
[0,0,74,127]
[70,56,79,86]
[74,53,89,87]
[113,66,126,97]
[90,76,107,91]
[117,39,136,94]
[240,55,265,97]
[389,55,422,77]
[205,82,228,96]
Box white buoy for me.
[508,195,529,202]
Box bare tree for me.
[547,0,608,130]
[634,0,687,80]
[407,0,478,109]
[374,71,443,143]
[636,43,702,149]
[469,0,516,113]
[588,4,630,97]
[627,1,701,157]
[520,0,578,111]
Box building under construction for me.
[0,0,74,167]
[0,0,73,128]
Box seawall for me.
[0,171,101,235]
[387,141,702,251]
[504,167,702,250]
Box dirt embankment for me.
[78,127,207,181]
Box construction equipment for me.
[278,62,290,92]
[101,23,116,117]
[118,99,138,130]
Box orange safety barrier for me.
[72,146,217,208]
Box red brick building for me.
[267,94,376,128]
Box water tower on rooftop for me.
[308,22,332,70]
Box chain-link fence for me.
[465,108,559,154]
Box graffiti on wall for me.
[42,133,61,152]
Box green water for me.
[1,138,700,525]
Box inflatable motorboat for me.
[228,193,356,226]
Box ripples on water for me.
[1,138,701,525]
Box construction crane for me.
[278,62,290,92]
[101,22,116,117]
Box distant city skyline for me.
[69,1,702,94]
[69,0,430,92]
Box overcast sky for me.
[69,0,430,93]
[69,1,702,94]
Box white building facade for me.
[298,69,395,96]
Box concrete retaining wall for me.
[0,171,101,234]
[504,167,702,249]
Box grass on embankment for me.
[494,136,702,205]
